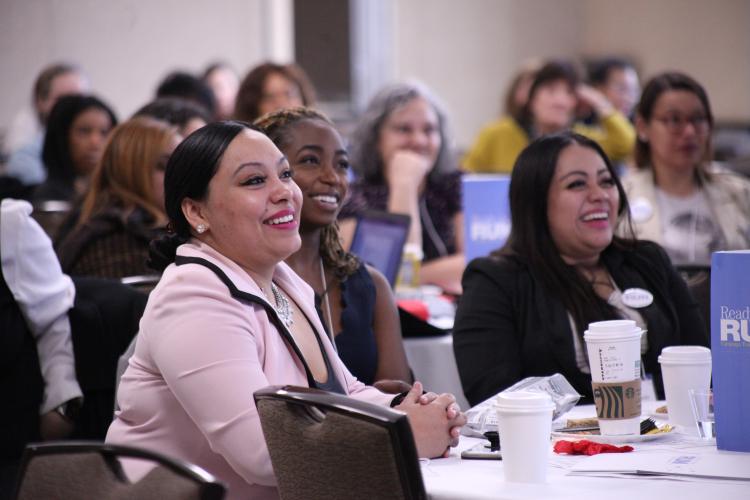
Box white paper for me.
[569,451,750,481]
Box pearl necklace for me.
[270,282,294,329]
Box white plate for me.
[551,428,674,444]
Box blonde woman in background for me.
[56,117,182,278]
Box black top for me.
[315,263,378,385]
[32,177,75,204]
[452,240,709,406]
[0,254,43,463]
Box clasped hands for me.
[393,381,466,459]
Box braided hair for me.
[255,107,359,281]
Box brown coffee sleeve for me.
[591,379,641,420]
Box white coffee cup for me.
[495,391,554,483]
[584,320,644,436]
[658,346,712,432]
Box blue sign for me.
[462,174,511,263]
[711,250,750,452]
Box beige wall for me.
[393,0,750,148]
[0,0,273,135]
[393,0,586,148]
[581,0,750,123]
[1,0,748,152]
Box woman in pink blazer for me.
[106,121,465,500]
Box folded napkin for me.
[397,299,430,322]
[553,440,634,456]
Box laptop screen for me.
[349,211,411,287]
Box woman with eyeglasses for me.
[621,72,750,266]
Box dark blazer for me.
[453,240,709,407]
[56,207,164,279]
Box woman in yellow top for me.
[463,60,635,174]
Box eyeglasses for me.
[652,114,710,134]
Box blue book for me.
[711,251,750,452]
[462,174,511,262]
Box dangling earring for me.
[196,223,207,234]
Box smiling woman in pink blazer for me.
[106,121,465,500]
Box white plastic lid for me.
[494,391,555,412]
[584,319,643,342]
[658,345,712,365]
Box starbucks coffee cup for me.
[584,320,644,436]
[495,391,554,483]
[658,346,712,432]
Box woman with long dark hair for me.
[34,94,117,202]
[453,132,707,406]
[106,121,465,499]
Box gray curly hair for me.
[350,81,456,184]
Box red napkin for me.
[553,439,634,456]
[398,299,430,321]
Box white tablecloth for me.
[421,403,750,499]
[404,334,469,410]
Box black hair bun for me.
[148,233,188,272]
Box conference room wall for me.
[580,0,750,124]
[393,0,750,148]
[1,0,748,152]
[0,0,289,138]
[392,0,585,149]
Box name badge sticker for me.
[629,197,653,223]
[622,288,654,308]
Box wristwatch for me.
[54,398,82,422]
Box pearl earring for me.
[196,223,207,234]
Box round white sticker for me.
[622,288,654,308]
[629,197,653,223]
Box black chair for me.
[675,264,711,334]
[254,385,426,500]
[0,176,34,201]
[12,441,225,500]
[121,274,161,294]
[30,199,71,240]
[69,277,148,439]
